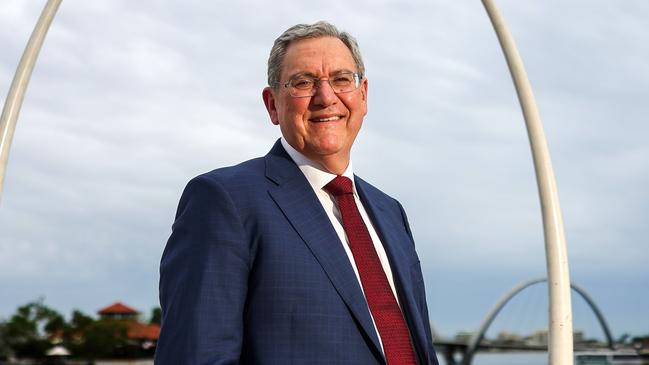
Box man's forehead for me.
[281,37,356,77]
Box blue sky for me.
[1,0,647,340]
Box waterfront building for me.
[98,302,160,352]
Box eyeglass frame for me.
[281,71,364,98]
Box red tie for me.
[325,176,417,365]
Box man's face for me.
[263,36,368,172]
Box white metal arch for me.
[0,0,62,200]
[481,1,574,363]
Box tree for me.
[3,298,65,358]
[0,320,11,360]
[618,333,631,345]
[69,310,94,333]
[61,309,94,355]
[74,319,129,358]
[44,313,66,336]
[1,301,146,360]
[149,307,161,325]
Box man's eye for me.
[331,75,353,86]
[292,79,313,89]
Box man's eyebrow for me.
[288,71,318,79]
[329,68,355,75]
[288,69,355,79]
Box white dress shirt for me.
[280,138,401,351]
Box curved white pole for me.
[0,0,63,202]
[480,1,574,364]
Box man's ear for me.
[262,87,280,125]
[361,77,368,100]
[360,77,368,114]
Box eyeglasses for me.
[283,72,363,98]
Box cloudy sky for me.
[1,0,647,340]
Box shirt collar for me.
[281,137,356,193]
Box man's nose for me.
[311,80,337,107]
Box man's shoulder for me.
[179,156,270,203]
[173,156,270,217]
[196,156,266,185]
[354,175,396,202]
[354,174,400,206]
[190,139,289,188]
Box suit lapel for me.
[264,141,384,359]
[355,177,432,365]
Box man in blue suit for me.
[156,21,438,365]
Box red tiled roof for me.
[127,322,160,340]
[98,302,139,315]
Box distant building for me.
[525,329,589,347]
[526,330,548,346]
[496,331,523,344]
[454,331,475,343]
[98,302,160,351]
[632,335,649,353]
[98,302,140,320]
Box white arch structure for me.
[461,277,615,365]
[481,1,574,364]
[0,0,62,201]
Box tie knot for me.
[324,175,354,196]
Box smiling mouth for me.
[311,116,341,122]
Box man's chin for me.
[308,144,346,159]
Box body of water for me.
[439,352,549,365]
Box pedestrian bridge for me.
[432,277,615,365]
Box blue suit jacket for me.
[155,140,438,365]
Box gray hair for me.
[267,21,365,89]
